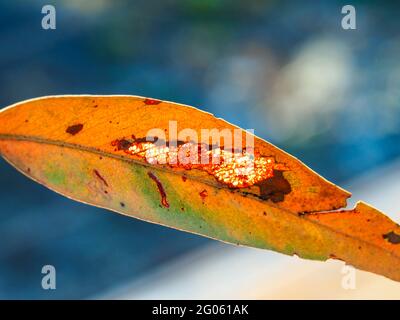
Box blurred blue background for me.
[0,0,400,299]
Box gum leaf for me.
[0,95,399,282]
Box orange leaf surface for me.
[0,95,399,281]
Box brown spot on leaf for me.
[329,254,344,261]
[120,202,125,207]
[144,98,162,105]
[182,176,187,182]
[255,170,291,203]
[134,136,159,144]
[383,231,400,244]
[93,169,109,187]
[66,123,83,135]
[200,189,208,201]
[111,138,132,151]
[148,172,169,208]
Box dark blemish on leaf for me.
[383,231,400,244]
[182,176,187,182]
[93,104,98,108]
[329,254,344,261]
[104,190,108,194]
[134,136,161,144]
[255,170,291,203]
[263,211,267,216]
[120,202,125,207]
[112,137,291,200]
[111,138,132,151]
[109,121,112,124]
[25,119,29,123]
[93,169,109,187]
[181,207,185,211]
[148,172,169,208]
[99,156,103,160]
[27,168,31,173]
[199,189,208,201]
[66,123,83,135]
[144,98,162,105]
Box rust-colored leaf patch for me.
[143,98,162,105]
[148,171,169,208]
[383,231,400,244]
[199,189,208,201]
[66,123,83,135]
[93,169,109,187]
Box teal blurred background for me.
[0,0,400,298]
